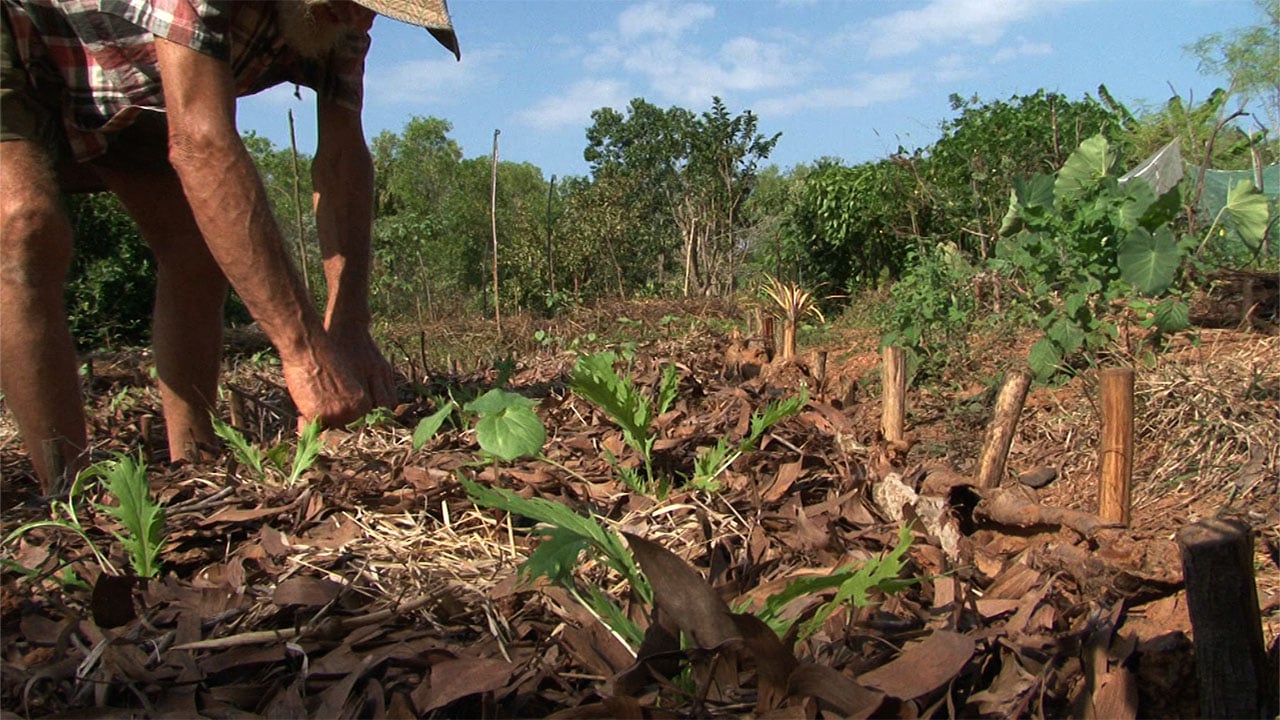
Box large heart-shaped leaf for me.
[474,403,545,461]
[1056,135,1117,207]
[1118,226,1181,296]
[1221,179,1270,249]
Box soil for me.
[1,297,1276,718]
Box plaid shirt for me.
[3,0,369,161]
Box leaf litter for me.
[0,299,1276,718]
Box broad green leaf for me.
[655,363,680,416]
[1222,179,1270,248]
[1118,226,1181,296]
[522,527,591,584]
[1116,177,1156,231]
[1152,297,1190,333]
[464,388,538,416]
[1056,135,1116,207]
[412,402,455,452]
[1028,338,1063,382]
[1047,319,1086,355]
[474,404,545,461]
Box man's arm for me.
[152,37,370,425]
[313,96,396,407]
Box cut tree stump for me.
[1176,519,1274,719]
[975,370,1032,489]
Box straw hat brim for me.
[353,0,460,59]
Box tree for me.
[584,97,780,296]
[1187,0,1280,142]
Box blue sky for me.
[237,0,1265,180]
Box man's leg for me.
[0,141,86,490]
[95,161,227,462]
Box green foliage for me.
[993,134,1191,381]
[210,416,324,485]
[460,476,647,647]
[570,351,679,494]
[464,389,546,462]
[412,402,456,452]
[63,193,155,349]
[88,455,165,578]
[690,389,807,491]
[3,455,166,579]
[585,97,780,295]
[1186,0,1280,138]
[755,523,917,638]
[878,243,977,374]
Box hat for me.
[354,0,460,59]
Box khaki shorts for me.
[1,7,72,165]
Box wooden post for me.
[813,350,828,398]
[761,316,775,362]
[1177,519,1273,719]
[881,346,906,442]
[1098,368,1134,525]
[975,370,1032,489]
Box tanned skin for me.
[0,3,393,491]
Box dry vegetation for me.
[1,298,1276,718]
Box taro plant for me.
[570,351,679,496]
[993,134,1190,380]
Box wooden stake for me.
[761,316,775,362]
[286,110,311,295]
[1177,519,1274,719]
[881,346,906,442]
[813,350,828,398]
[975,370,1032,489]
[1098,368,1134,525]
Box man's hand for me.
[332,328,397,408]
[281,337,372,427]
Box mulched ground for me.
[1,298,1276,718]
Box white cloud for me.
[516,78,632,130]
[864,0,1040,58]
[992,38,1054,63]
[755,71,917,116]
[364,49,494,107]
[617,1,715,39]
[933,53,978,83]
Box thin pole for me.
[1098,367,1134,525]
[490,129,501,336]
[287,110,311,295]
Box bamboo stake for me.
[1177,519,1274,718]
[881,346,906,442]
[813,350,828,398]
[490,129,501,337]
[975,370,1032,489]
[761,316,775,362]
[286,110,311,295]
[1098,368,1134,525]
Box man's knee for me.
[0,183,73,289]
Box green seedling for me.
[754,522,918,639]
[3,454,166,580]
[690,389,808,491]
[412,389,545,462]
[570,351,678,496]
[461,476,647,648]
[347,406,395,429]
[86,454,165,578]
[210,416,324,485]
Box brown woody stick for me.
[881,346,906,442]
[1098,368,1134,525]
[975,370,1032,489]
[1177,519,1273,719]
[761,316,775,362]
